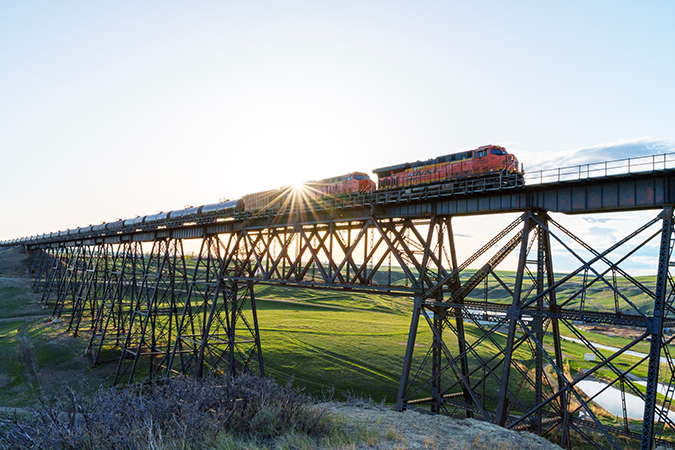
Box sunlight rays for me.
[246,181,351,224]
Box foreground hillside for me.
[0,370,560,450]
[325,402,561,450]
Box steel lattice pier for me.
[22,206,675,449]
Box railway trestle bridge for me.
[7,154,675,449]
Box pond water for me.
[576,379,675,421]
[561,335,675,420]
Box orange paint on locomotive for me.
[374,145,522,189]
[309,172,376,195]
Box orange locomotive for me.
[373,145,523,189]
[308,172,376,195]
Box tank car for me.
[105,220,125,232]
[78,226,93,236]
[92,223,107,233]
[169,206,201,222]
[123,217,145,229]
[200,199,244,216]
[373,145,522,189]
[145,212,169,225]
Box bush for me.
[0,373,335,450]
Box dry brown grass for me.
[0,373,343,450]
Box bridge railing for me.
[524,152,675,185]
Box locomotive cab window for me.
[475,150,488,158]
[491,148,507,155]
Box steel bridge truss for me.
[28,207,675,449]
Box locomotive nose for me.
[360,179,375,192]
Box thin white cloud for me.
[582,216,624,224]
[625,255,658,268]
[523,138,675,172]
[455,233,473,239]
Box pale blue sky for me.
[1,1,674,273]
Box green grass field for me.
[0,267,669,404]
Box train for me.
[1,145,522,246]
[374,144,521,189]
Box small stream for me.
[559,335,669,364]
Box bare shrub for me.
[0,372,334,450]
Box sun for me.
[291,181,307,192]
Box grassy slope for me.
[257,299,412,401]
[0,248,116,408]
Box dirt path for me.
[0,314,49,323]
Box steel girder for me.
[113,238,190,384]
[207,217,454,294]
[39,246,70,307]
[52,245,87,319]
[166,234,264,379]
[392,208,675,449]
[28,248,48,292]
[25,208,675,448]
[68,244,107,335]
[641,207,675,449]
[87,241,144,365]
[30,236,265,385]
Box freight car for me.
[373,145,523,190]
[242,188,291,213]
[139,199,245,229]
[26,199,246,241]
